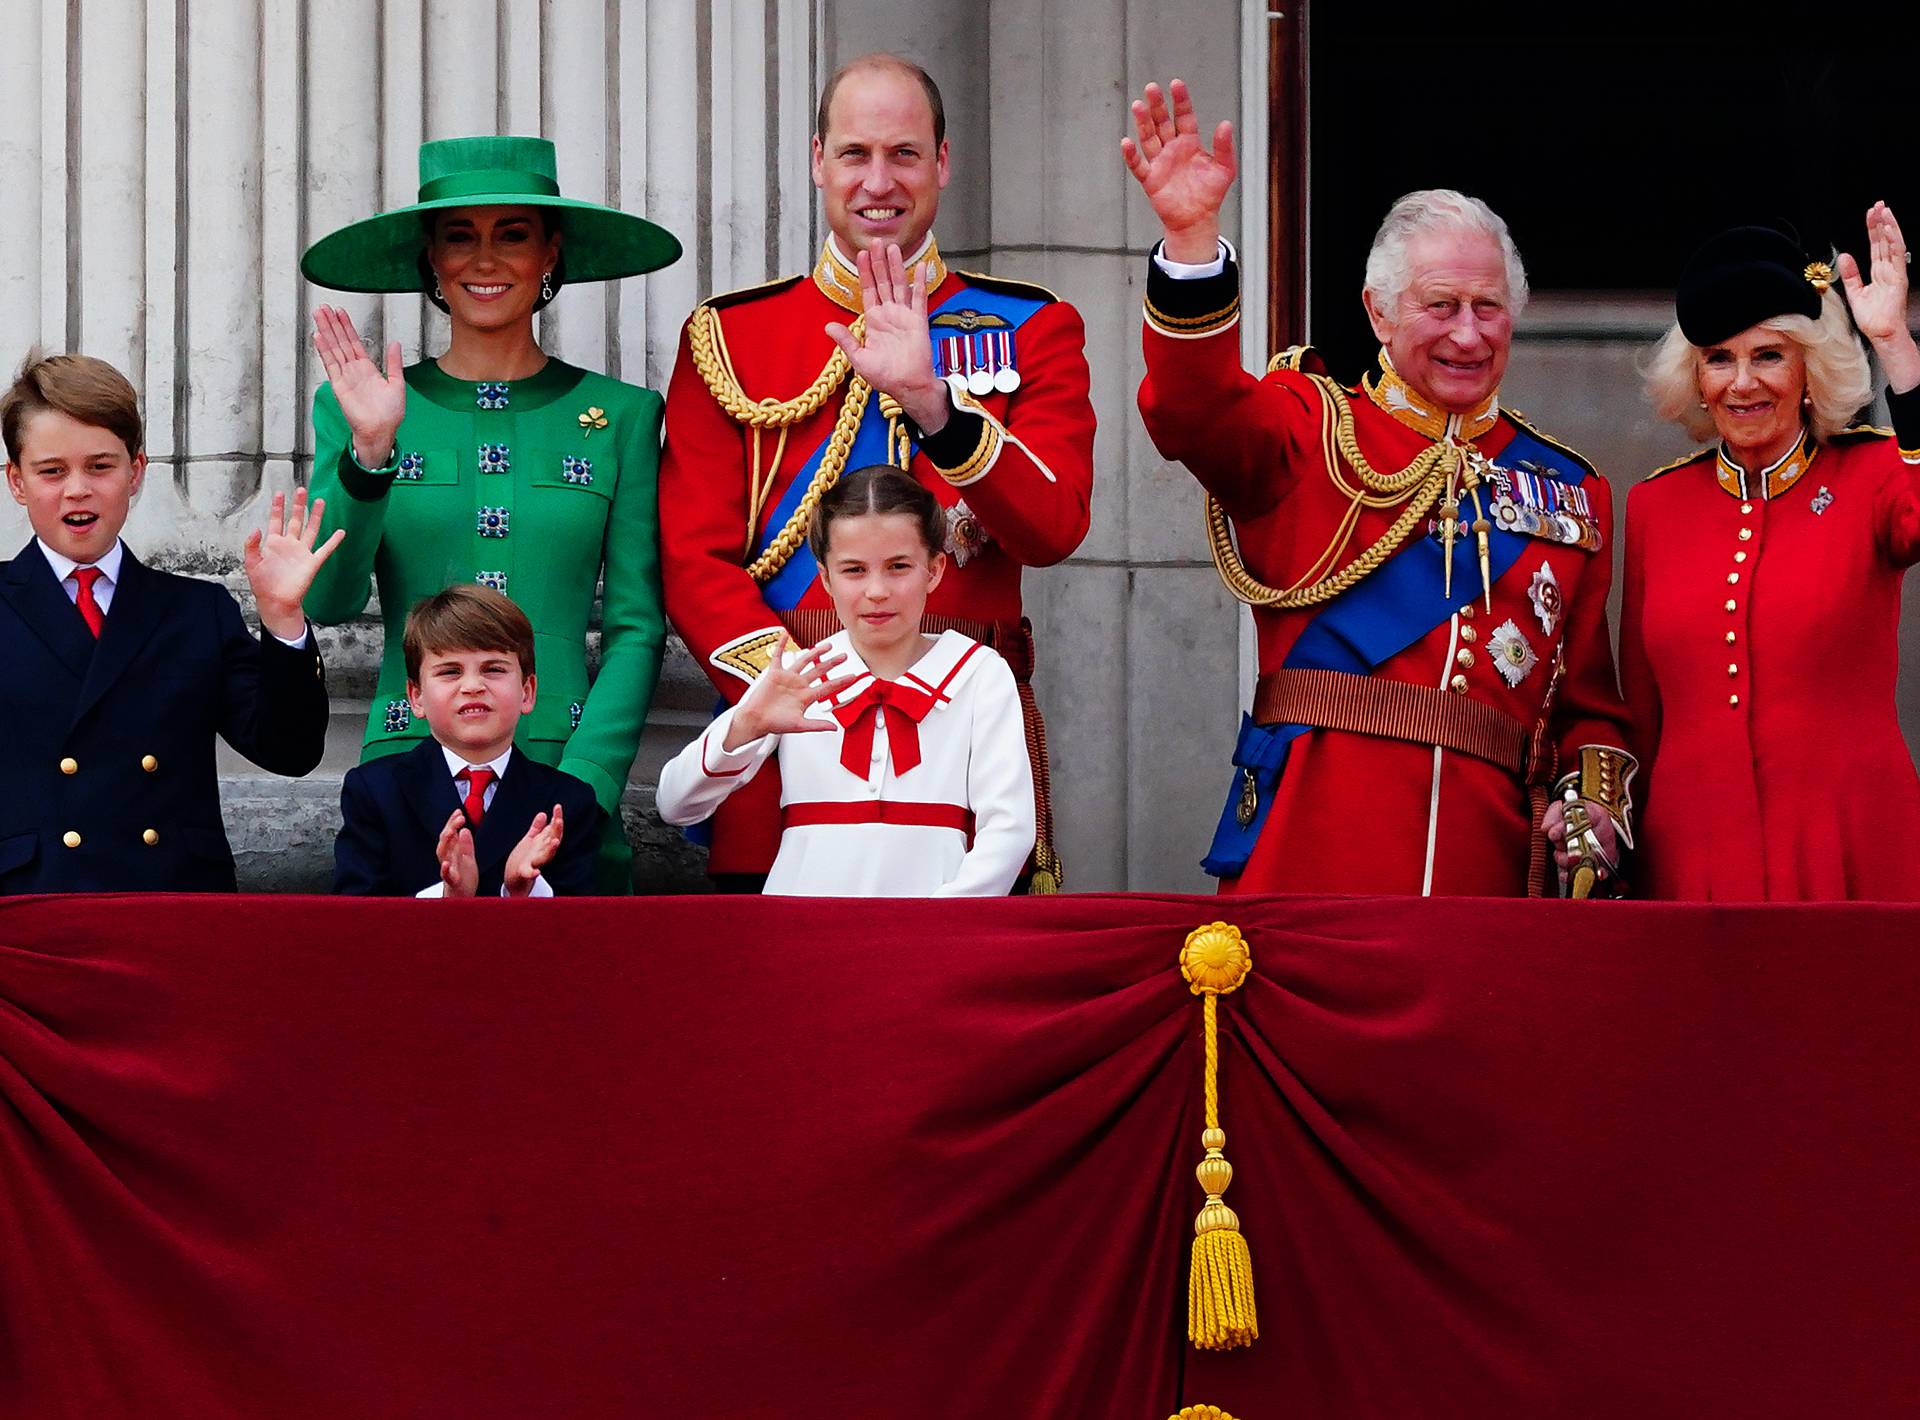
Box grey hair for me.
[1362,189,1529,318]
[1642,284,1872,444]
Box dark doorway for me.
[1301,6,1920,382]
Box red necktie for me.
[71,566,105,638]
[459,767,496,826]
[832,679,938,779]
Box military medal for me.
[1488,618,1538,687]
[966,335,996,397]
[1486,460,1604,551]
[1528,560,1562,635]
[943,500,990,567]
[991,331,1021,393]
[939,336,969,393]
[1811,485,1834,515]
[1236,767,1258,828]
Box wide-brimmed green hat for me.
[300,136,681,293]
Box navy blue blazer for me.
[0,541,329,893]
[333,737,604,896]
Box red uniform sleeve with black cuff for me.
[658,315,787,705]
[915,298,1095,568]
[1137,246,1318,523]
[1875,382,1920,565]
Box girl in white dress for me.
[656,466,1036,896]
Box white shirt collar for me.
[37,536,125,587]
[441,744,516,781]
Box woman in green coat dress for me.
[301,136,680,891]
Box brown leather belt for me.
[1253,668,1527,775]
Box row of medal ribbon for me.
[935,332,1022,395]
[1430,459,1605,552]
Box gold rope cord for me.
[1205,375,1459,609]
[688,303,877,585]
[1180,923,1257,1351]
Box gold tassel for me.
[877,393,912,469]
[1168,1408,1243,1420]
[1179,922,1257,1351]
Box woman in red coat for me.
[1624,206,1920,899]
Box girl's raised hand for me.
[727,640,863,746]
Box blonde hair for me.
[1643,285,1872,443]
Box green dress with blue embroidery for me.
[307,359,665,891]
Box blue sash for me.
[753,282,1049,610]
[1203,423,1588,877]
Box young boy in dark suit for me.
[333,585,604,896]
[0,353,339,893]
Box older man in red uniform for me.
[660,53,1094,889]
[1123,80,1633,896]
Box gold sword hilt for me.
[1560,781,1599,901]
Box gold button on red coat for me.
[1739,528,1753,541]
[1729,695,1740,707]
[1724,599,1737,612]
[1456,649,1475,668]
[1727,663,1739,676]
[1449,674,1469,693]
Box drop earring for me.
[541,270,555,302]
[433,276,444,301]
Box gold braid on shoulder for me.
[688,303,875,584]
[1206,373,1459,608]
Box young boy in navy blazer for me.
[333,585,604,897]
[0,353,339,893]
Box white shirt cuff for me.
[416,874,553,899]
[1151,238,1233,280]
[271,625,312,649]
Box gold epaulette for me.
[701,272,807,311]
[1642,447,1713,482]
[953,270,1061,304]
[1267,344,1311,374]
[1502,407,1600,480]
[1831,421,1894,443]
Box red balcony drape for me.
[1,893,1915,1418]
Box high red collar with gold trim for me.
[1715,426,1818,501]
[812,235,948,314]
[1362,352,1501,443]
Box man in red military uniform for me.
[660,53,1094,889]
[1123,79,1632,896]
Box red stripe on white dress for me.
[782,800,974,839]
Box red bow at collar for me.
[832,678,939,779]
